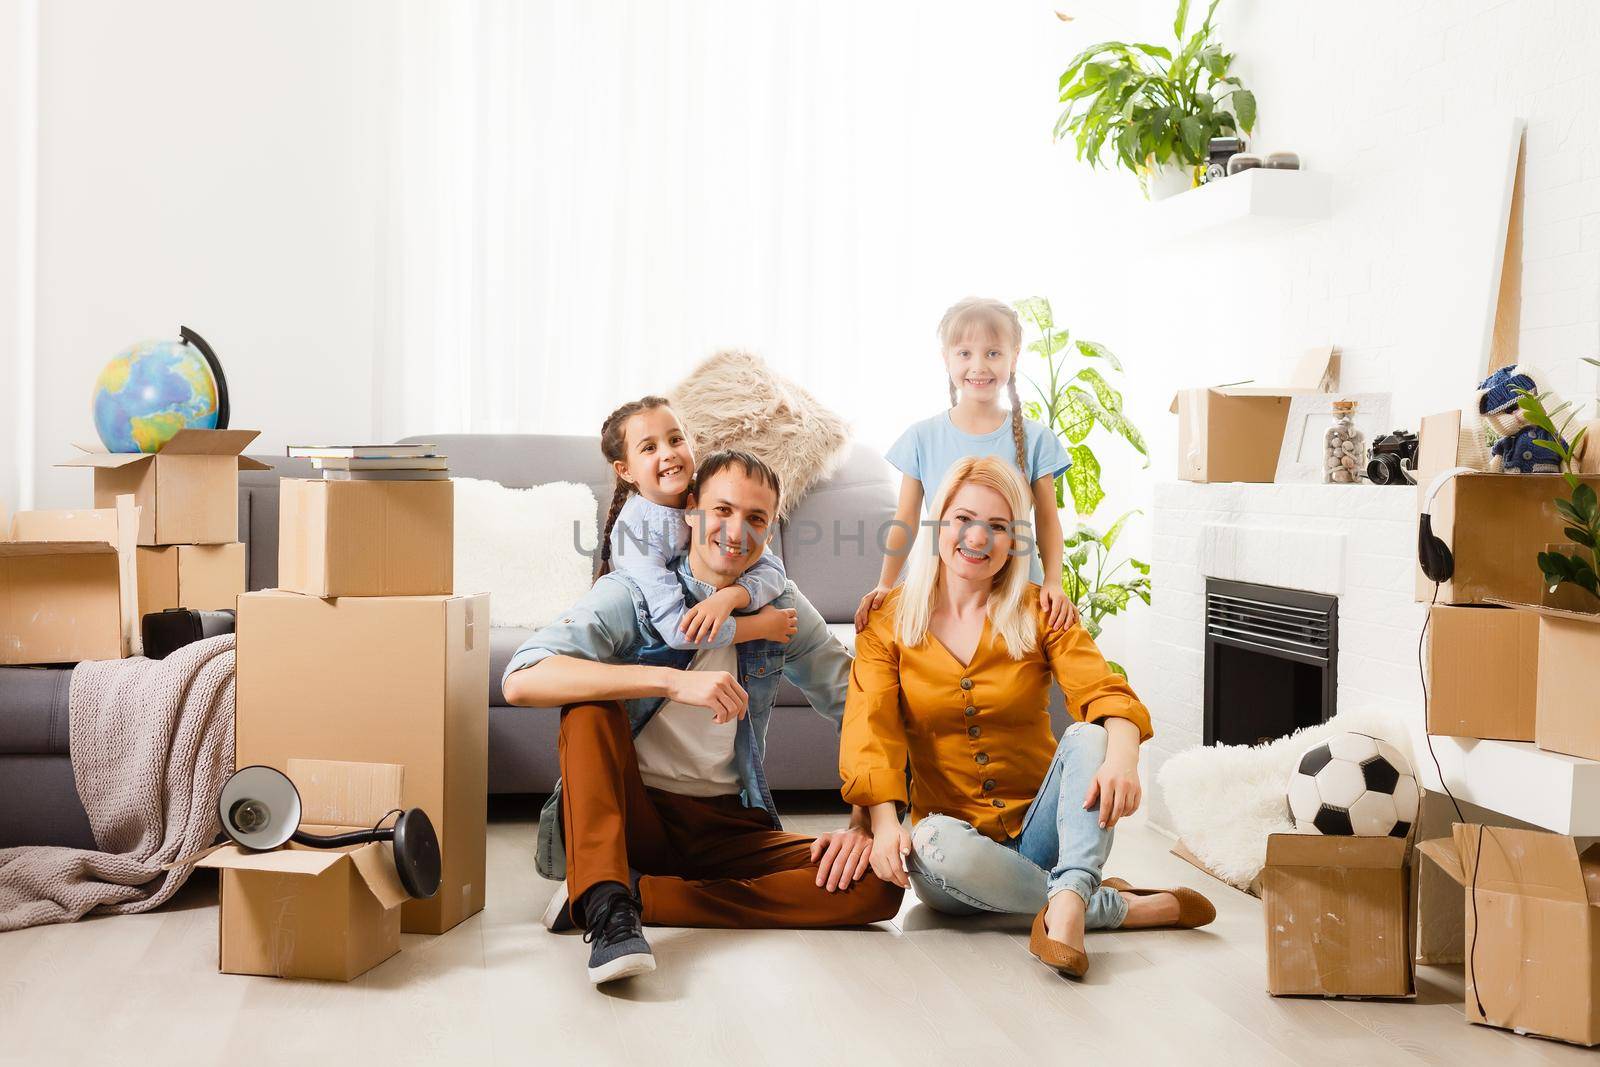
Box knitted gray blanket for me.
[0,635,236,931]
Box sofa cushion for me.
[780,444,898,622]
[0,668,73,755]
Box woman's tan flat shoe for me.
[1102,877,1217,929]
[1028,907,1089,978]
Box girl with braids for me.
[854,297,1076,634]
[598,396,796,657]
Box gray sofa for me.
[237,433,902,795]
[1,433,897,848]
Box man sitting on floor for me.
[502,449,902,985]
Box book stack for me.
[286,442,449,480]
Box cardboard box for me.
[57,429,269,547]
[1169,346,1335,483]
[1420,824,1600,1047]
[1525,603,1600,762]
[1425,604,1538,741]
[136,542,246,614]
[235,590,488,933]
[1412,789,1543,965]
[277,478,453,597]
[1413,472,1600,604]
[1261,833,1414,998]
[197,759,410,981]
[0,496,140,664]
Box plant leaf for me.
[1232,88,1256,132]
[1096,405,1151,462]
[1106,659,1128,679]
[1103,509,1141,550]
[1058,386,1100,442]
[1074,365,1124,413]
[1014,296,1053,332]
[1173,0,1191,40]
[1075,338,1123,372]
[1065,445,1104,515]
[1130,558,1150,575]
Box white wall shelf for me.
[1146,168,1333,244]
[1409,728,1600,837]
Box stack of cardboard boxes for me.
[226,471,489,980]
[1,429,259,665]
[60,429,261,618]
[1260,435,1600,1047]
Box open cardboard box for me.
[1420,824,1600,1047]
[1260,833,1414,999]
[1413,470,1600,605]
[1169,346,1336,483]
[0,495,140,664]
[196,759,411,982]
[277,477,453,597]
[136,542,246,614]
[57,428,269,546]
[236,590,488,934]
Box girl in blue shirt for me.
[855,297,1076,632]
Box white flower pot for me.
[1143,162,1196,201]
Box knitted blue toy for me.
[1477,363,1539,437]
[1491,425,1561,474]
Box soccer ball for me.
[1286,732,1419,838]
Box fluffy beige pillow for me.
[668,349,850,518]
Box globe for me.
[92,336,221,453]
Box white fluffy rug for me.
[669,349,851,519]
[452,477,597,629]
[1156,711,1418,888]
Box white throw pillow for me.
[452,477,597,629]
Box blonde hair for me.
[937,297,1028,476]
[895,455,1038,660]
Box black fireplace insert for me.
[1203,578,1337,747]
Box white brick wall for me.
[1141,480,1426,831]
[1090,2,1600,829]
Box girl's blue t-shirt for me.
[884,411,1072,583]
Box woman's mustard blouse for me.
[840,586,1153,840]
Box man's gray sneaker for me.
[583,892,654,984]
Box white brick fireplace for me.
[1141,480,1426,831]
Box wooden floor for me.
[1,797,1591,1067]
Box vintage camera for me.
[1366,430,1420,485]
[1203,137,1247,183]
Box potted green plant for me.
[1054,0,1257,199]
[1517,372,1600,609]
[1015,296,1150,675]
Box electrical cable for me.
[1417,580,1487,1020]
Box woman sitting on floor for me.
[841,456,1215,977]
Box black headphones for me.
[1417,466,1474,582]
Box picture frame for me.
[1275,393,1394,484]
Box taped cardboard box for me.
[0,496,140,665]
[1169,346,1335,483]
[1425,604,1538,741]
[278,478,453,597]
[235,590,488,934]
[1261,833,1413,998]
[136,542,246,614]
[1413,472,1600,604]
[197,759,410,982]
[1420,824,1600,1047]
[57,429,269,546]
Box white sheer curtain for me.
[371,1,1126,453]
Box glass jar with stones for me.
[1324,400,1365,484]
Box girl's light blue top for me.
[884,411,1072,584]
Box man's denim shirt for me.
[501,557,852,880]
